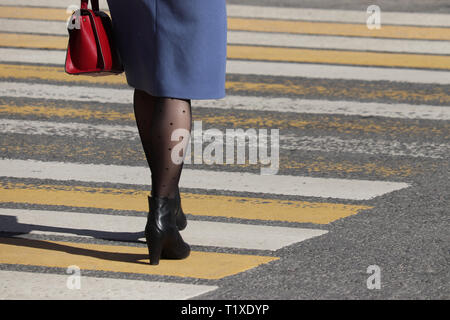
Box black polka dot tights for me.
[133,89,192,199]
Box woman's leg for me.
[133,89,192,199]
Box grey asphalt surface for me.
[0,0,449,300]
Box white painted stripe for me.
[1,81,449,121]
[0,119,138,141]
[228,5,450,27]
[1,48,448,85]
[281,134,449,159]
[0,47,65,65]
[0,270,217,300]
[1,119,447,159]
[2,0,450,27]
[0,159,410,200]
[0,18,68,35]
[3,19,450,55]
[200,96,450,121]
[0,208,328,251]
[228,60,450,85]
[229,31,450,55]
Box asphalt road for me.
[0,0,448,300]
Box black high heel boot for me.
[145,196,190,265]
[152,188,187,231]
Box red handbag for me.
[65,0,123,76]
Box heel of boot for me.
[148,242,163,265]
[146,229,164,265]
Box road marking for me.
[0,32,65,50]
[229,31,450,55]
[3,19,450,55]
[0,270,218,300]
[0,208,328,251]
[281,134,448,159]
[0,6,75,21]
[226,5,450,27]
[2,57,449,86]
[227,61,450,85]
[3,33,450,70]
[0,134,422,178]
[1,119,447,159]
[2,1,450,27]
[0,159,409,200]
[0,0,109,10]
[0,237,278,280]
[1,81,450,121]
[227,45,450,70]
[1,6,449,40]
[0,181,371,224]
[228,18,450,41]
[0,136,428,178]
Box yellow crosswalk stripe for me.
[228,18,450,41]
[228,45,450,70]
[0,237,278,280]
[2,33,450,69]
[0,181,372,224]
[0,32,64,50]
[0,6,69,21]
[1,64,449,105]
[1,6,449,40]
[0,102,445,136]
[0,63,125,85]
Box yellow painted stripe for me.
[0,103,133,122]
[0,181,372,224]
[0,136,423,179]
[224,81,450,105]
[228,45,450,70]
[0,126,419,178]
[0,237,277,280]
[0,63,126,85]
[0,102,445,136]
[0,33,65,50]
[0,6,70,21]
[2,64,449,105]
[2,33,450,70]
[198,114,448,136]
[1,6,449,41]
[228,18,450,41]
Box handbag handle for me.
[81,0,99,11]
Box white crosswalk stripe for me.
[0,208,328,251]
[0,270,218,300]
[0,159,410,200]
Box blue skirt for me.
[107,0,227,100]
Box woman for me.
[107,0,227,265]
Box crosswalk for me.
[0,0,448,299]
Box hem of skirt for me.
[128,83,226,100]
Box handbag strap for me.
[81,0,99,11]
